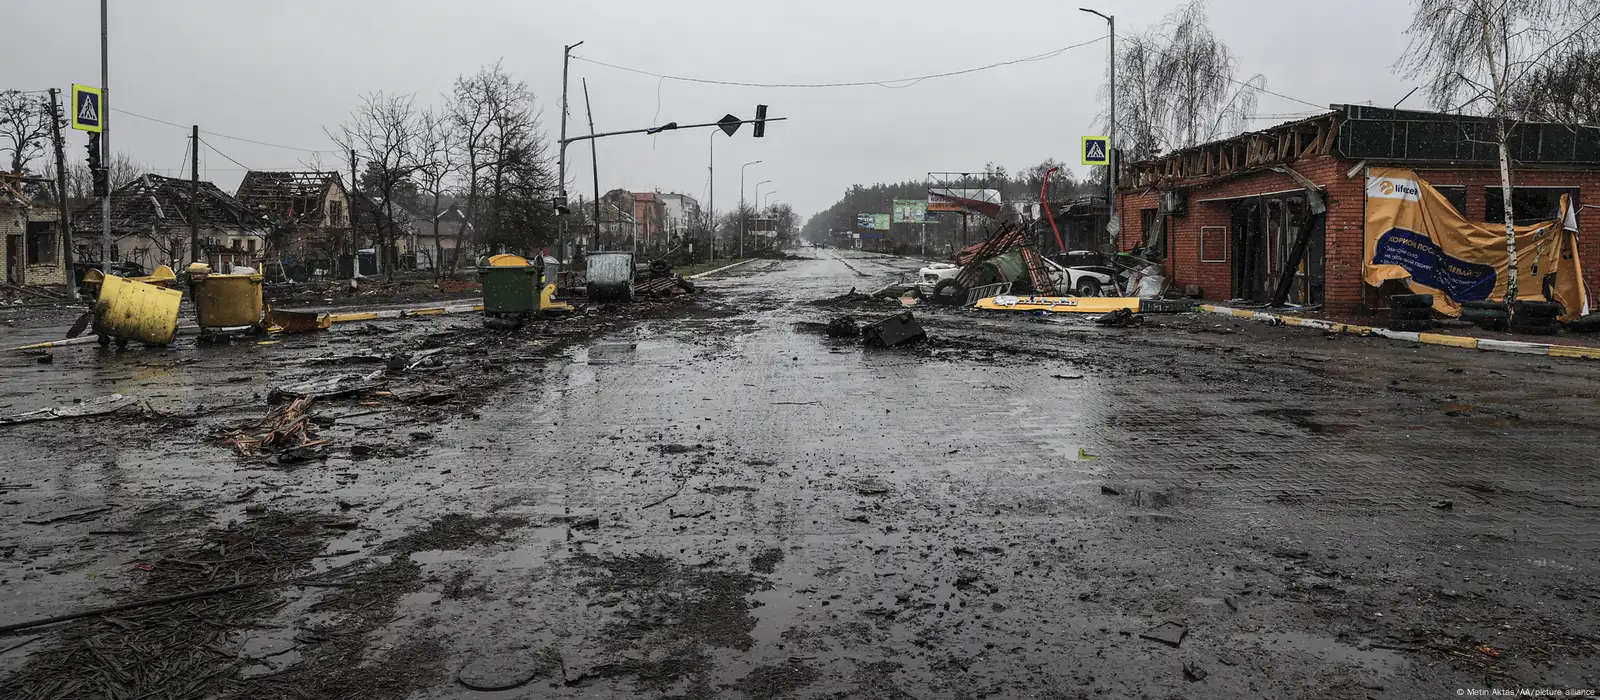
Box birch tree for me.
[1107,0,1265,162]
[1400,0,1599,303]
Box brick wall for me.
[1117,157,1599,316]
[0,206,68,286]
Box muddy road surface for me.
[2,248,1597,699]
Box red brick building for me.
[1115,104,1600,315]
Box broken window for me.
[329,201,344,226]
[1432,186,1467,218]
[247,239,257,253]
[1485,187,1579,226]
[25,222,56,265]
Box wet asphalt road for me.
[2,247,1598,699]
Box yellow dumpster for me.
[83,264,177,290]
[92,274,183,346]
[191,272,265,328]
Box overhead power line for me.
[572,36,1107,89]
[1112,32,1328,111]
[201,138,251,172]
[113,107,336,154]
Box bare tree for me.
[0,90,52,174]
[449,63,510,271]
[42,151,146,201]
[333,91,420,280]
[1510,48,1600,124]
[1105,0,1264,162]
[411,107,456,277]
[449,62,553,260]
[1400,0,1599,302]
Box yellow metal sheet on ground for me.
[265,308,331,333]
[192,274,264,328]
[92,275,182,345]
[973,296,1140,314]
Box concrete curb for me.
[1201,304,1600,360]
[687,259,757,280]
[6,302,485,353]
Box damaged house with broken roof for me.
[1,172,69,287]
[1115,104,1600,315]
[73,174,267,274]
[233,171,354,277]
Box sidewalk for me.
[1203,304,1600,360]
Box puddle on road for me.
[1252,631,1407,674]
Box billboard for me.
[927,188,1002,218]
[855,213,890,231]
[893,199,936,224]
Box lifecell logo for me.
[1368,176,1421,200]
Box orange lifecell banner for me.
[1363,167,1588,321]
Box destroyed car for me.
[1045,251,1118,297]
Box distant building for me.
[631,192,666,253]
[0,173,68,286]
[408,197,470,270]
[656,192,701,238]
[73,174,266,273]
[233,171,352,268]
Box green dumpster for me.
[479,255,539,328]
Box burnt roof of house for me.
[234,171,343,205]
[0,174,29,207]
[74,174,266,234]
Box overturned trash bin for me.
[586,251,636,303]
[91,273,182,347]
[189,263,265,333]
[861,311,926,347]
[480,254,540,329]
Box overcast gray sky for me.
[4,0,1414,219]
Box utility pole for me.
[582,78,600,251]
[190,125,200,267]
[348,148,359,282]
[99,0,111,273]
[555,40,583,262]
[47,89,77,300]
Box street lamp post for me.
[763,191,778,209]
[1081,8,1115,246]
[740,161,761,259]
[755,180,772,214]
[755,181,772,252]
[100,0,111,272]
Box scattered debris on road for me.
[861,311,926,347]
[1140,621,1188,648]
[0,394,139,426]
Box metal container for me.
[92,274,183,346]
[479,261,540,316]
[586,251,635,302]
[191,273,264,328]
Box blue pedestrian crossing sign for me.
[1081,136,1110,166]
[71,84,103,133]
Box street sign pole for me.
[99,0,111,273]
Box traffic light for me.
[753,105,768,138]
[85,132,101,170]
[86,132,108,196]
